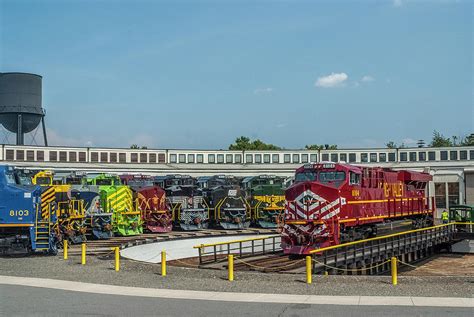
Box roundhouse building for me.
[2,144,473,218]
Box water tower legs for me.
[41,115,48,146]
[16,114,24,145]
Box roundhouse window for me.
[69,152,77,162]
[449,151,458,160]
[78,152,86,162]
[100,152,108,162]
[90,152,98,162]
[409,152,417,162]
[428,151,436,161]
[361,153,368,163]
[460,150,467,160]
[283,154,291,163]
[140,153,148,163]
[110,152,118,163]
[217,154,224,163]
[301,154,309,163]
[399,152,407,162]
[187,154,195,163]
[169,154,177,163]
[292,154,299,163]
[388,153,396,162]
[26,150,34,161]
[226,154,233,163]
[119,153,126,163]
[369,153,377,162]
[340,153,347,162]
[349,153,356,163]
[310,154,317,162]
[331,153,338,162]
[196,154,204,163]
[263,154,270,163]
[322,154,329,161]
[59,151,67,162]
[158,153,166,163]
[255,154,262,163]
[418,152,426,161]
[179,154,186,163]
[149,153,156,163]
[49,151,57,161]
[5,149,14,160]
[208,154,215,163]
[37,151,44,161]
[378,153,386,162]
[440,151,448,160]
[272,154,279,163]
[16,150,24,160]
[235,154,242,163]
[246,154,253,163]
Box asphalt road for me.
[1,284,473,317]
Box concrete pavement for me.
[1,275,473,308]
[1,283,473,317]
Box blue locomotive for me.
[0,166,57,255]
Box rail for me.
[193,235,281,264]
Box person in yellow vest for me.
[441,209,449,224]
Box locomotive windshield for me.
[295,171,317,182]
[96,179,112,186]
[319,171,346,187]
[35,177,51,185]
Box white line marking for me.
[0,276,472,307]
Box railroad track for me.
[67,228,278,256]
[232,253,305,273]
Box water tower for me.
[0,72,48,145]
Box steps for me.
[35,221,50,251]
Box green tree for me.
[228,136,281,150]
[461,133,474,146]
[386,141,397,149]
[305,144,337,150]
[430,130,453,147]
[130,144,139,149]
[305,144,323,150]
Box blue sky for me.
[1,0,472,149]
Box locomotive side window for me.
[96,179,112,186]
[319,171,345,187]
[5,171,16,185]
[295,171,317,182]
[349,172,361,185]
[35,177,51,185]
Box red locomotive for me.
[282,162,434,254]
[120,175,172,233]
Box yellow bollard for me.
[228,254,234,281]
[63,240,68,260]
[306,256,312,284]
[161,250,166,276]
[391,257,397,285]
[115,247,120,272]
[81,243,86,265]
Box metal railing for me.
[194,235,281,264]
[308,223,473,275]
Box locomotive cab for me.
[156,175,209,231]
[199,175,250,230]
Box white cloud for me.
[276,123,287,128]
[46,128,94,147]
[393,0,403,7]
[361,75,375,82]
[315,72,348,88]
[254,87,274,95]
[402,138,417,145]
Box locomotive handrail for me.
[308,222,467,254]
[193,235,277,249]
